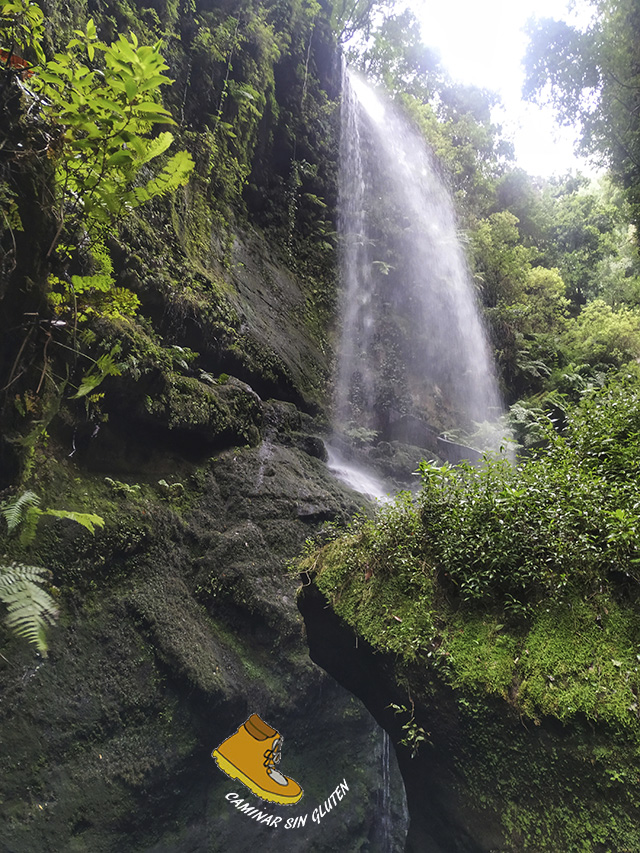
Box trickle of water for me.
[254,436,274,490]
[335,65,501,438]
[380,729,392,852]
[326,446,390,502]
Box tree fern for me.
[0,563,59,655]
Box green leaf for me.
[124,76,138,101]
[134,101,171,116]
[72,344,122,398]
[135,150,194,202]
[93,96,124,115]
[138,74,173,92]
[132,103,174,124]
[44,510,105,534]
[107,149,134,167]
[19,506,43,547]
[138,130,173,164]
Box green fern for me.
[44,510,104,534]
[18,506,43,547]
[0,563,59,654]
[2,491,40,533]
[132,150,195,205]
[0,491,104,653]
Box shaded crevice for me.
[298,581,494,853]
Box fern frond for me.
[19,506,43,547]
[134,150,194,203]
[139,130,174,165]
[0,562,58,654]
[44,510,105,534]
[1,491,40,533]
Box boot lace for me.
[263,739,288,785]
[263,739,281,769]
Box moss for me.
[304,525,640,850]
[445,613,519,697]
[452,696,640,851]
[517,599,640,725]
[142,373,262,445]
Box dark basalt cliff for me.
[0,1,410,849]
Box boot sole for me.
[212,750,303,805]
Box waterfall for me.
[334,66,501,441]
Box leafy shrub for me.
[307,374,640,625]
[564,299,640,367]
[418,376,640,610]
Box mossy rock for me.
[139,373,262,446]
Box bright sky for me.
[408,0,598,177]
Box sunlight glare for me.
[349,70,386,124]
[409,0,599,176]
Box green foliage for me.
[34,22,194,235]
[43,509,104,534]
[563,299,640,367]
[1,489,39,533]
[521,267,569,333]
[72,344,123,398]
[418,379,640,608]
[48,238,142,322]
[331,0,393,43]
[104,477,141,495]
[471,211,533,307]
[157,479,184,498]
[537,177,632,306]
[0,491,104,652]
[524,2,640,230]
[355,8,442,96]
[344,425,379,446]
[0,563,58,655]
[2,490,105,546]
[301,374,640,728]
[0,0,44,63]
[507,402,550,448]
[389,702,429,758]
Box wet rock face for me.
[0,3,410,848]
[0,434,408,853]
[298,581,640,853]
[299,582,536,852]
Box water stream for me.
[326,445,390,502]
[380,728,392,851]
[316,66,503,849]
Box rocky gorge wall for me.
[0,0,411,849]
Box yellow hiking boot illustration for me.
[212,713,303,805]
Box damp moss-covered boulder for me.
[141,373,263,445]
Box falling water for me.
[380,729,392,851]
[334,67,501,440]
[326,446,390,502]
